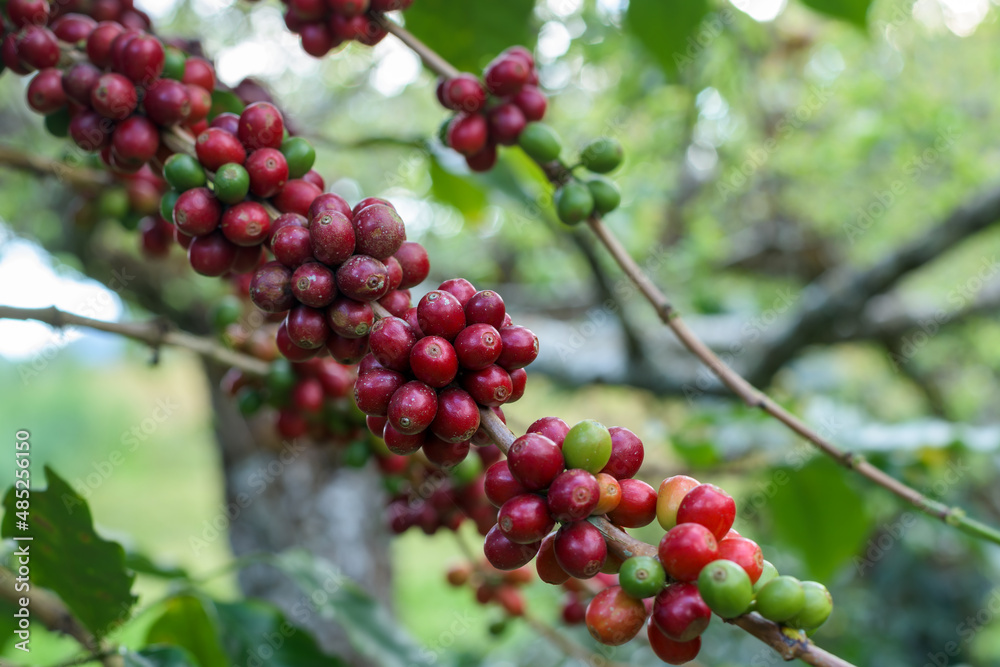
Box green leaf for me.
[214,600,342,667]
[273,550,434,667]
[405,0,536,72]
[626,0,711,76]
[125,646,201,667]
[430,156,487,218]
[799,0,872,27]
[210,90,245,119]
[767,458,872,581]
[126,551,191,581]
[146,595,228,667]
[0,466,136,638]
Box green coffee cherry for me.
[518,123,562,163]
[437,117,453,145]
[214,163,250,205]
[162,47,187,81]
[754,575,806,623]
[581,138,623,173]
[44,108,71,137]
[280,136,316,179]
[266,359,296,403]
[343,439,371,468]
[160,190,181,223]
[787,581,833,630]
[119,211,141,231]
[98,188,130,220]
[211,296,243,332]
[451,454,483,486]
[562,419,612,473]
[236,387,263,416]
[163,153,207,192]
[586,177,620,214]
[555,181,594,225]
[619,556,667,599]
[698,559,753,619]
[753,560,778,594]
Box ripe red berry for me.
[606,479,657,528]
[647,621,702,664]
[250,261,296,313]
[585,586,647,646]
[498,494,554,544]
[380,285,408,316]
[271,225,314,269]
[302,169,325,190]
[326,332,368,364]
[484,524,540,571]
[16,26,60,70]
[488,103,527,146]
[238,101,284,151]
[273,178,323,216]
[276,321,318,361]
[430,387,480,443]
[210,112,241,135]
[196,128,247,171]
[121,34,164,84]
[326,296,374,338]
[182,57,216,91]
[387,380,437,435]
[354,367,406,416]
[310,211,356,266]
[535,533,570,584]
[187,230,237,276]
[484,461,527,508]
[447,112,489,156]
[416,290,466,341]
[676,484,736,541]
[138,216,173,258]
[409,336,459,388]
[547,469,600,522]
[484,56,531,96]
[382,422,425,455]
[437,278,476,306]
[144,79,191,126]
[511,85,547,122]
[245,148,289,198]
[652,583,712,642]
[111,115,159,168]
[367,316,417,372]
[62,63,102,107]
[309,192,353,222]
[51,14,98,44]
[658,523,719,582]
[496,325,538,370]
[353,204,406,260]
[185,85,212,124]
[7,0,49,28]
[717,536,764,584]
[173,187,222,237]
[460,364,513,407]
[286,304,331,349]
[554,521,607,579]
[464,290,505,329]
[453,323,502,371]
[336,254,390,302]
[393,241,430,289]
[527,416,569,448]
[292,377,325,413]
[506,432,563,491]
[290,262,337,308]
[440,74,486,112]
[26,69,66,115]
[221,201,272,247]
[600,427,644,480]
[508,368,527,402]
[91,73,137,120]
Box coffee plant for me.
[1,0,999,665]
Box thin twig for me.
[372,14,460,79]
[0,145,112,191]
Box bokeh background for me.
[2,0,1000,665]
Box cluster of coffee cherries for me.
[280,0,412,57]
[436,46,547,172]
[353,278,537,471]
[446,560,533,619]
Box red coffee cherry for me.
[508,368,527,402]
[144,79,191,126]
[353,368,406,416]
[292,377,325,413]
[438,278,476,306]
[16,26,60,70]
[536,532,570,585]
[245,147,289,198]
[453,323,502,371]
[460,364,513,407]
[554,521,607,579]
[676,484,736,541]
[271,225,314,269]
[379,288,410,317]
[326,333,369,364]
[511,85,547,122]
[464,290,505,329]
[430,387,480,443]
[526,416,569,448]
[187,230,237,277]
[336,255,389,302]
[86,22,124,69]
[210,112,240,134]
[422,433,470,468]
[439,74,486,112]
[387,380,438,435]
[488,102,526,146]
[498,493,554,544]
[250,261,296,313]
[62,63,102,107]
[647,621,702,664]
[484,55,531,96]
[309,193,353,222]
[606,479,657,528]
[121,34,164,84]
[547,469,600,522]
[483,524,540,571]
[52,14,97,44]
[91,72,137,120]
[7,0,49,28]
[276,321,318,362]
[447,112,488,156]
[506,432,563,491]
[417,290,466,341]
[484,461,528,508]
[112,116,160,168]
[652,583,711,642]
[139,216,173,258]
[353,204,406,260]
[286,304,331,349]
[273,179,323,216]
[326,296,374,338]
[496,325,538,370]
[368,316,417,372]
[382,422,425,455]
[310,211,356,266]
[585,586,647,646]
[658,523,719,583]
[291,262,338,308]
[409,336,458,388]
[238,101,284,150]
[221,201,271,246]
[182,56,216,91]
[600,426,644,479]
[717,536,764,584]
[196,128,246,171]
[26,68,66,114]
[173,187,222,237]
[185,85,212,124]
[393,241,430,288]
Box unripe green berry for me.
[162,47,187,81]
[697,559,753,619]
[44,108,71,137]
[787,581,832,630]
[266,359,296,402]
[163,153,207,192]
[555,181,594,225]
[450,454,483,486]
[586,177,620,214]
[517,123,562,163]
[752,560,778,594]
[236,387,263,415]
[580,138,623,173]
[214,163,250,205]
[437,117,453,146]
[619,556,666,599]
[211,295,243,332]
[343,439,371,468]
[98,188,130,220]
[280,136,316,179]
[562,419,612,473]
[160,191,181,223]
[754,575,805,623]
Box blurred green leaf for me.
[799,0,872,27]
[768,458,871,580]
[626,0,710,76]
[430,156,487,217]
[146,595,228,667]
[125,646,200,667]
[0,466,136,638]
[214,600,341,667]
[126,551,192,581]
[273,550,434,667]
[405,0,536,72]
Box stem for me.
[0,306,270,376]
[372,21,1000,547]
[0,145,112,191]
